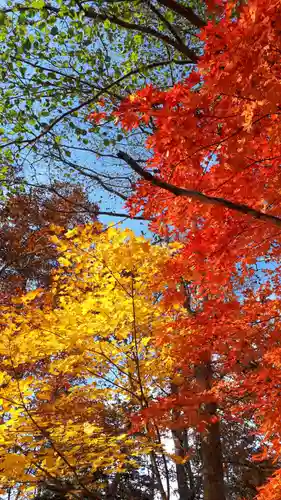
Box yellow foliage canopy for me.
[0,223,176,497]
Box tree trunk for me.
[171,382,195,499]
[196,360,226,500]
[172,428,195,500]
[150,451,167,500]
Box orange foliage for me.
[0,183,97,302]
[90,0,281,497]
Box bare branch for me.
[98,210,149,220]
[145,0,187,49]
[49,150,129,201]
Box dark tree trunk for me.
[196,361,226,500]
[172,428,195,500]
[171,382,195,500]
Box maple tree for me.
[3,0,281,499]
[0,223,181,499]
[0,183,97,303]
[0,220,278,500]
[88,0,281,498]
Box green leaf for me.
[51,26,58,36]
[131,52,138,63]
[0,0,194,198]
[23,38,32,52]
[31,0,45,8]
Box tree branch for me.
[98,210,149,220]
[0,59,186,150]
[117,151,281,228]
[145,0,186,49]
[11,56,97,90]
[49,150,129,201]
[2,1,202,59]
[2,2,59,14]
[85,8,198,61]
[156,0,206,28]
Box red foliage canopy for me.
[92,1,281,497]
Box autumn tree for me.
[0,183,97,303]
[0,222,278,500]
[0,224,181,499]
[91,0,281,498]
[3,0,281,499]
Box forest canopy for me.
[0,1,281,499]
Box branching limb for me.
[118,151,281,228]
